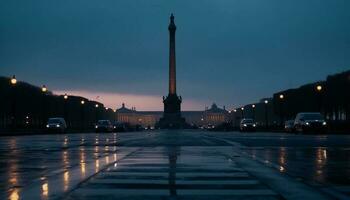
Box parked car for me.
[113,122,127,132]
[284,120,295,132]
[46,118,67,133]
[294,112,327,134]
[95,120,113,133]
[240,118,256,132]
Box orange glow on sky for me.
[54,90,208,111]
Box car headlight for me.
[305,122,309,125]
[46,124,49,128]
[322,122,327,126]
[56,124,60,128]
[243,124,247,127]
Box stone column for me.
[168,14,177,95]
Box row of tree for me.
[229,70,349,131]
[272,70,350,122]
[0,77,116,132]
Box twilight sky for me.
[1,0,349,110]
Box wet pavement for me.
[0,130,350,199]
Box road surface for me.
[1,130,350,199]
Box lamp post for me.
[316,84,323,113]
[80,100,85,131]
[264,100,269,129]
[279,94,284,127]
[95,104,99,123]
[113,109,117,123]
[241,107,244,119]
[41,85,48,128]
[252,104,256,120]
[10,75,17,131]
[41,85,47,93]
[63,94,68,126]
[232,109,237,127]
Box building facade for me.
[116,103,228,128]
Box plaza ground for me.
[1,130,350,199]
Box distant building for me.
[201,103,229,126]
[115,103,228,128]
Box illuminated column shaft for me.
[168,14,176,95]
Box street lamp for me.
[316,84,323,112]
[94,104,99,122]
[80,100,85,131]
[241,107,244,118]
[279,94,284,127]
[63,94,68,125]
[10,75,17,130]
[42,85,47,93]
[10,75,17,85]
[252,104,256,120]
[316,85,322,92]
[41,85,48,127]
[264,100,269,129]
[113,109,117,122]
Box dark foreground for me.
[1,131,350,199]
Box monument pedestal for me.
[158,94,186,129]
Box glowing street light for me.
[252,104,256,120]
[95,104,99,108]
[264,100,269,129]
[10,75,17,130]
[42,85,47,93]
[63,94,68,122]
[316,84,323,112]
[279,94,284,126]
[241,107,244,118]
[41,85,48,127]
[10,75,17,85]
[80,100,85,131]
[233,109,237,112]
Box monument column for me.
[158,14,186,129]
[169,14,176,95]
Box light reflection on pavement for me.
[0,131,350,199]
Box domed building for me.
[115,103,229,128]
